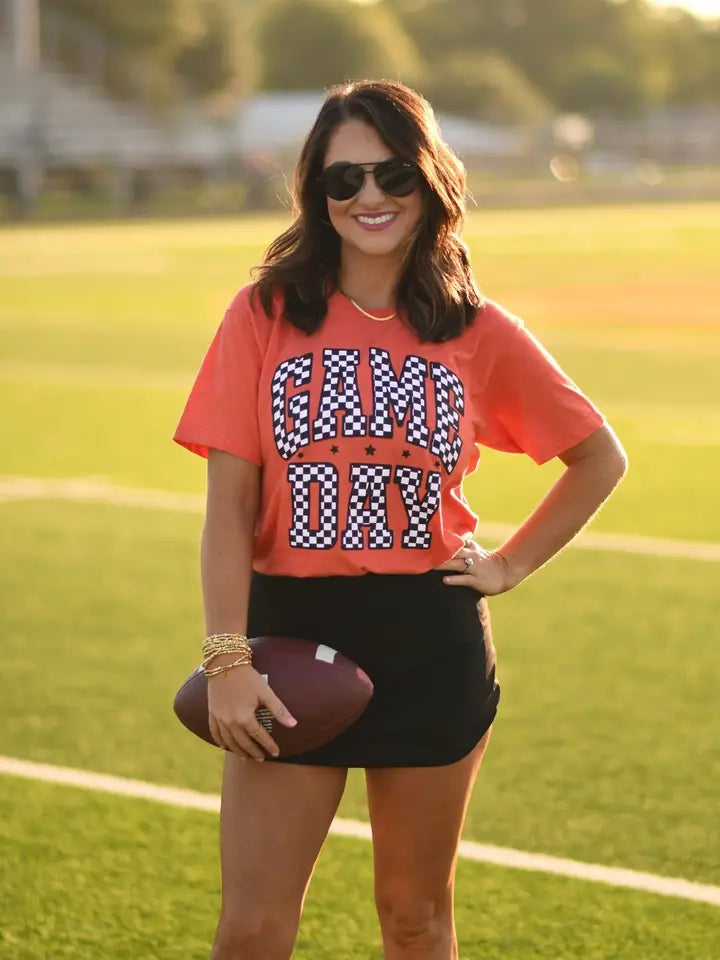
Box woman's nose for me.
[357,169,386,203]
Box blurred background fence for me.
[1,0,719,220]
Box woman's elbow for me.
[560,423,628,491]
[606,430,629,485]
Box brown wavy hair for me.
[253,80,482,343]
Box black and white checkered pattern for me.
[368,348,430,446]
[287,462,338,549]
[394,465,442,549]
[341,463,394,550]
[429,361,464,474]
[312,348,367,440]
[271,353,313,459]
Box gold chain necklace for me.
[346,295,397,323]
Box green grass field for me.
[1,204,719,958]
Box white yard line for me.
[0,476,206,513]
[1,475,719,563]
[1,754,718,907]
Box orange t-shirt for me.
[174,284,604,577]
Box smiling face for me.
[322,119,424,261]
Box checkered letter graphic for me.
[341,463,394,550]
[312,348,367,441]
[272,353,313,459]
[287,462,339,549]
[429,361,464,474]
[394,466,441,548]
[368,348,430,447]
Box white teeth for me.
[356,213,396,225]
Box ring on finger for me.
[464,556,474,569]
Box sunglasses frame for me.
[319,159,420,201]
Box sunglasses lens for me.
[321,160,419,200]
[375,161,419,197]
[322,163,365,201]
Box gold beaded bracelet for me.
[203,653,252,678]
[202,633,251,659]
[202,641,250,664]
[201,632,252,677]
[203,632,249,648]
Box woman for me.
[174,80,627,960]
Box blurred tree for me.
[174,0,258,109]
[257,0,423,90]
[553,50,646,115]
[423,50,550,123]
[387,0,638,96]
[385,0,720,113]
[38,0,720,114]
[42,0,204,51]
[40,0,252,106]
[654,11,720,104]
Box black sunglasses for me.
[319,159,420,201]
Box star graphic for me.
[401,449,411,458]
[434,460,441,468]
[365,444,376,455]
[330,445,339,454]
[297,452,304,459]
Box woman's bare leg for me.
[366,730,492,960]
[210,755,347,960]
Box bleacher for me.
[0,5,229,174]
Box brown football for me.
[173,635,374,756]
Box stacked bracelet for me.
[202,632,252,677]
[204,655,251,678]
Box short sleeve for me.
[173,287,264,465]
[474,308,605,465]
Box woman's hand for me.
[434,538,515,596]
[207,660,297,760]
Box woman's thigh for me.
[218,753,347,915]
[365,730,492,906]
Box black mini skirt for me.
[246,569,500,768]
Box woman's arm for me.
[201,449,295,757]
[439,423,628,594]
[496,422,628,586]
[201,448,260,637]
